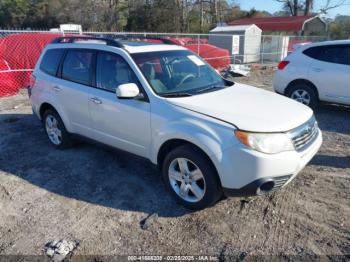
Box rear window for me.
[61,49,94,86]
[303,45,350,65]
[40,49,64,76]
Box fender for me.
[151,116,235,170]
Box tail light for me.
[277,61,290,70]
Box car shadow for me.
[314,103,350,135]
[0,113,189,217]
[0,104,348,217]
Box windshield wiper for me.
[195,85,226,94]
[162,92,193,97]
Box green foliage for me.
[0,0,29,28]
[0,0,59,29]
[329,15,350,39]
[0,0,272,32]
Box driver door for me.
[88,51,151,158]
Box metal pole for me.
[261,35,264,65]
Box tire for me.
[43,109,72,149]
[286,83,319,110]
[162,145,222,210]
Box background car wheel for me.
[43,109,72,149]
[287,84,319,110]
[162,144,222,210]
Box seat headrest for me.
[141,63,155,80]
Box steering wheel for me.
[179,74,195,86]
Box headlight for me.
[235,130,294,154]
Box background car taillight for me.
[28,74,36,97]
[277,61,290,70]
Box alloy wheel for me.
[168,157,206,203]
[291,89,311,105]
[45,114,62,145]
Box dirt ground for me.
[0,69,349,260]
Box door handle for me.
[53,86,61,92]
[312,68,323,72]
[89,97,102,104]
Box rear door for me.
[305,44,350,104]
[57,48,95,136]
[88,51,151,157]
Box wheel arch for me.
[39,102,58,120]
[156,138,222,186]
[285,79,319,99]
[38,102,73,132]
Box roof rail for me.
[51,36,124,48]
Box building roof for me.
[229,16,322,32]
[210,24,258,32]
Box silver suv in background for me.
[274,40,350,109]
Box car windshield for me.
[131,50,230,97]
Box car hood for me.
[166,83,313,132]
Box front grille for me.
[271,175,291,191]
[289,116,319,151]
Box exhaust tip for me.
[257,181,275,194]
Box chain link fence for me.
[0,29,330,97]
[0,30,65,96]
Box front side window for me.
[303,45,350,65]
[40,49,64,76]
[62,50,94,85]
[96,52,140,92]
[131,50,229,97]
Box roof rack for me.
[51,36,124,48]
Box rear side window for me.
[303,45,350,65]
[303,46,321,59]
[62,50,94,85]
[40,49,64,76]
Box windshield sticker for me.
[187,55,205,66]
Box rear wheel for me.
[162,145,222,210]
[43,109,72,149]
[286,84,319,110]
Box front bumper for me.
[215,129,322,197]
[223,175,292,197]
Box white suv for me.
[29,37,322,210]
[274,40,350,109]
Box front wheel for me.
[162,145,222,210]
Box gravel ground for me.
[0,70,349,260]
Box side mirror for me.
[116,83,141,99]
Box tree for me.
[329,15,350,39]
[0,0,60,29]
[304,0,313,15]
[275,0,307,16]
[319,0,350,14]
[0,0,270,32]
[0,0,29,28]
[275,0,350,16]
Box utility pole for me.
[200,0,204,33]
[214,0,218,25]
